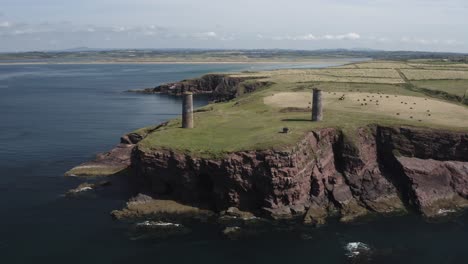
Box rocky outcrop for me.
[65,143,134,177]
[65,126,155,177]
[135,74,271,102]
[111,193,215,221]
[131,125,468,223]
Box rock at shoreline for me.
[304,205,328,226]
[218,207,267,227]
[111,194,215,222]
[65,143,134,177]
[222,207,256,219]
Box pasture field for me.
[411,80,468,99]
[401,69,468,80]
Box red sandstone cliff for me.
[130,126,468,223]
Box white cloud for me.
[0,21,12,28]
[327,32,361,40]
[190,31,218,40]
[270,32,361,41]
[296,34,317,40]
[197,31,217,37]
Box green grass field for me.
[411,80,468,98]
[136,60,468,157]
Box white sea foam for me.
[136,221,181,227]
[437,208,456,215]
[71,186,93,193]
[345,242,371,257]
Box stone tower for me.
[312,88,323,121]
[182,92,194,128]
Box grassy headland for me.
[134,60,468,158]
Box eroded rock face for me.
[395,157,468,217]
[339,128,405,215]
[378,126,468,161]
[131,126,468,223]
[132,130,331,218]
[377,126,468,217]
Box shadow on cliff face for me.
[375,129,417,212]
[197,173,215,208]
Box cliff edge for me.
[130,125,468,223]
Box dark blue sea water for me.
[0,62,467,264]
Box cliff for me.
[68,63,468,226]
[130,125,468,223]
[136,74,271,102]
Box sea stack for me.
[312,88,323,121]
[182,92,194,128]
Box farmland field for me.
[411,79,468,98]
[401,69,468,80]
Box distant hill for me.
[0,48,467,63]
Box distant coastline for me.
[0,58,369,66]
[2,48,464,66]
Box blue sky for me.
[0,0,467,52]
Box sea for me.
[0,60,467,264]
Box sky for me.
[0,0,467,52]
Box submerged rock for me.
[222,226,242,239]
[67,183,94,195]
[66,181,111,196]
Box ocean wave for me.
[344,242,371,258]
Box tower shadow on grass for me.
[281,118,312,122]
